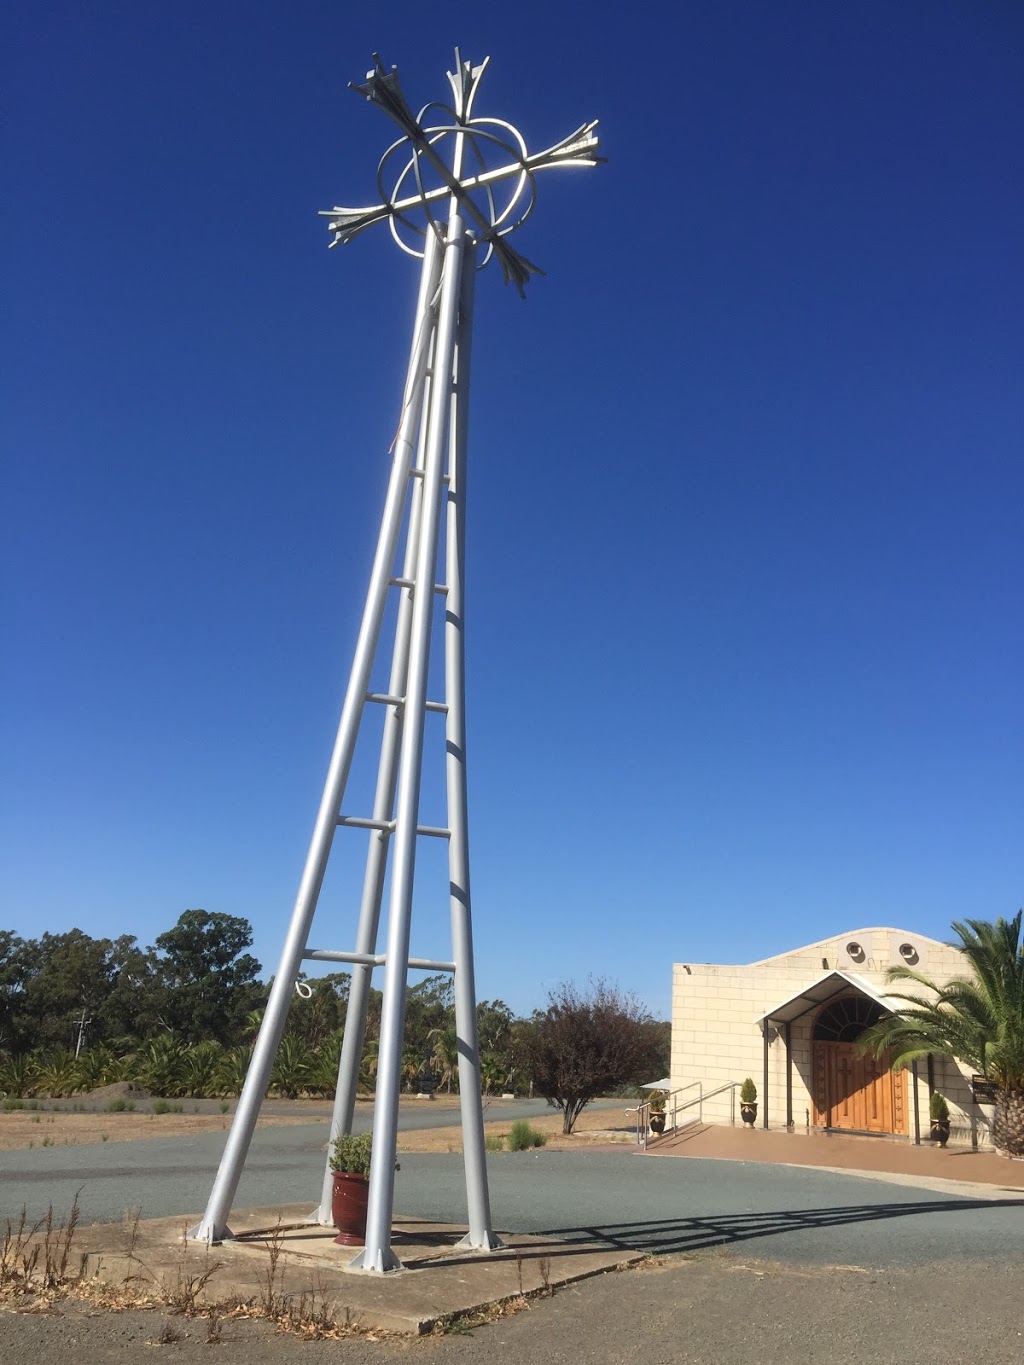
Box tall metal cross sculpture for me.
[190,50,601,1273]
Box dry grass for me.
[398,1101,637,1154]
[0,1094,634,1154]
[0,1110,326,1152]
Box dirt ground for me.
[0,1097,637,1153]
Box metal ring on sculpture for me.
[374,112,537,264]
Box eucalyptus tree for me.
[860,912,1024,1157]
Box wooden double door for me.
[812,1042,907,1135]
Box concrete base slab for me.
[69,1204,645,1334]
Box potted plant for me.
[329,1132,376,1246]
[648,1090,666,1136]
[929,1091,951,1148]
[739,1077,758,1127]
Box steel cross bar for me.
[319,125,600,247]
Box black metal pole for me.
[911,1059,920,1145]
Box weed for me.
[152,1321,182,1344]
[2,1098,25,1111]
[206,1308,222,1343]
[507,1120,546,1151]
[31,1114,42,1124]
[162,1230,222,1314]
[41,1136,54,1147]
[105,1098,135,1113]
[256,1219,285,1316]
[538,1255,552,1295]
[151,1099,183,1115]
[101,1133,109,1141]
[0,1192,82,1297]
[484,1133,505,1152]
[219,1101,230,1113]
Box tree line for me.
[0,911,669,1129]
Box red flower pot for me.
[331,1170,370,1246]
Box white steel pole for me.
[445,242,500,1250]
[352,215,467,1272]
[189,231,443,1245]
[311,235,441,1224]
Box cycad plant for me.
[858,913,1024,1157]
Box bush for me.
[329,1132,374,1176]
[739,1077,757,1104]
[507,1120,546,1152]
[151,1099,183,1115]
[105,1098,136,1112]
[484,1133,505,1152]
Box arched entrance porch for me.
[755,969,920,1141]
[810,996,908,1136]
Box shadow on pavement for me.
[518,1197,1024,1258]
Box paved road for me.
[3,1256,1021,1365]
[2,1121,1022,1269]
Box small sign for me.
[971,1075,998,1104]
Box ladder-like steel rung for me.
[365,692,448,714]
[337,815,451,839]
[303,949,456,973]
[387,576,449,595]
[409,468,451,484]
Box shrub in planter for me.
[328,1133,399,1246]
[648,1090,667,1135]
[739,1077,758,1127]
[929,1091,951,1147]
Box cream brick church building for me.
[670,927,996,1148]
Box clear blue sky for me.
[3,2,1021,1022]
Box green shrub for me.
[329,1132,374,1176]
[105,1098,136,1113]
[929,1091,950,1123]
[484,1133,505,1153]
[151,1099,183,1115]
[739,1077,757,1104]
[507,1120,546,1152]
[2,1097,26,1111]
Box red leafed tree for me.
[523,978,664,1133]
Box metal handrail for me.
[625,1099,651,1149]
[670,1080,740,1127]
[665,1080,702,1133]
[629,1079,744,1149]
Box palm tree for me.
[427,1025,460,1094]
[33,1048,81,1098]
[359,1039,379,1094]
[215,1045,253,1098]
[133,1036,186,1097]
[859,912,1024,1157]
[271,1036,310,1099]
[181,1041,223,1097]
